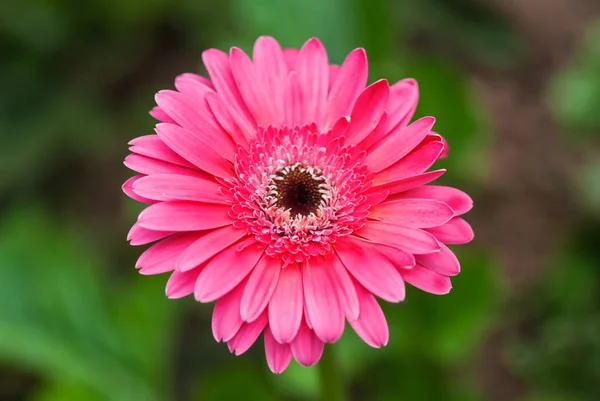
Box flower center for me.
[274,166,324,217]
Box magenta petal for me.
[165,269,199,299]
[366,117,435,172]
[124,154,206,178]
[303,257,345,343]
[345,79,389,146]
[394,186,473,215]
[370,199,454,228]
[335,236,406,302]
[349,283,389,348]
[127,223,173,246]
[374,141,443,184]
[426,217,474,244]
[212,280,245,342]
[128,135,195,168]
[356,220,441,254]
[137,201,232,231]
[227,311,268,355]
[264,327,292,374]
[149,106,176,124]
[132,174,225,204]
[290,319,324,366]
[385,78,418,132]
[284,71,303,127]
[122,175,155,204]
[194,243,265,303]
[326,252,359,321]
[252,36,286,126]
[416,244,460,276]
[372,169,446,195]
[296,38,329,126]
[283,48,299,71]
[205,92,249,147]
[401,264,452,295]
[176,225,247,272]
[269,263,303,344]
[241,256,281,322]
[136,232,201,275]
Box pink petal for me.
[201,49,256,137]
[137,201,232,231]
[122,175,155,204]
[426,217,474,244]
[268,263,303,344]
[356,220,441,254]
[334,236,406,302]
[128,135,195,168]
[283,48,299,71]
[154,123,233,179]
[136,232,201,275]
[324,48,368,128]
[373,169,446,194]
[369,199,454,228]
[394,186,473,216]
[325,252,359,321]
[385,79,418,133]
[345,80,389,146]
[373,243,416,269]
[374,141,444,185]
[174,74,212,102]
[240,256,281,322]
[290,319,324,366]
[227,311,268,355]
[416,244,460,276]
[212,280,246,342]
[401,264,452,295]
[127,223,173,246]
[174,72,214,89]
[165,269,199,299]
[194,243,265,302]
[296,38,329,126]
[252,36,286,126]
[284,71,303,127]
[176,225,247,272]
[149,106,176,124]
[349,283,389,348]
[328,65,340,90]
[155,91,236,162]
[132,174,225,204]
[205,92,249,147]
[264,327,292,374]
[365,117,435,172]
[303,257,345,343]
[357,113,388,151]
[124,154,206,178]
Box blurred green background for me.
[1,0,600,400]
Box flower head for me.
[123,36,474,373]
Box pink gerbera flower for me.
[123,36,474,373]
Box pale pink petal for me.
[137,201,232,231]
[194,243,265,302]
[155,123,233,179]
[334,236,406,302]
[394,186,473,215]
[268,263,303,343]
[136,232,201,275]
[132,174,225,204]
[240,256,281,322]
[264,327,292,374]
[290,319,324,367]
[372,169,446,194]
[149,106,176,124]
[349,283,389,348]
[176,225,247,272]
[324,48,368,128]
[296,38,329,126]
[212,280,246,342]
[283,48,299,71]
[385,79,418,133]
[356,220,441,254]
[252,36,286,126]
[128,135,195,168]
[416,243,460,276]
[127,223,173,246]
[401,264,452,295]
[426,217,474,244]
[122,175,155,204]
[303,257,345,343]
[284,71,302,127]
[325,252,359,321]
[374,141,444,185]
[369,199,454,228]
[365,117,435,172]
[205,92,249,147]
[227,311,268,355]
[345,80,389,146]
[165,269,199,299]
[155,91,236,162]
[124,154,206,178]
[201,49,256,135]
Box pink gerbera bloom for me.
[123,36,474,373]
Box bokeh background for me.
[2,0,600,400]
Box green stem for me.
[317,345,345,401]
